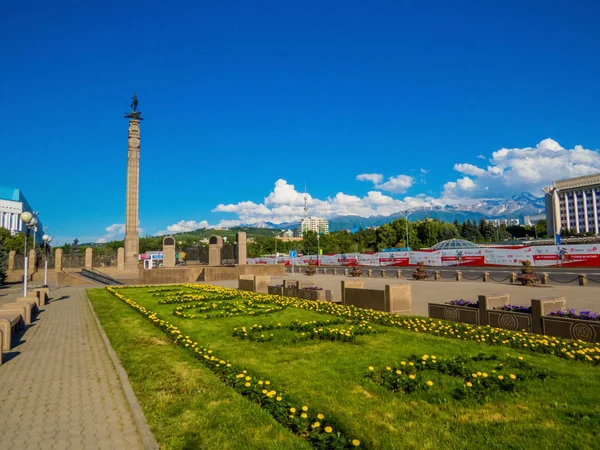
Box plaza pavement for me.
[209,273,600,316]
[0,283,156,450]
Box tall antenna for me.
[303,184,309,233]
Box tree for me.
[478,218,496,242]
[0,233,7,285]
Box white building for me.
[0,186,44,242]
[523,214,546,226]
[295,217,329,237]
[543,173,600,237]
[487,218,520,227]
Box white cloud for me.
[454,163,486,177]
[95,223,125,243]
[457,177,476,190]
[211,179,441,225]
[356,173,384,184]
[444,138,600,198]
[357,173,414,194]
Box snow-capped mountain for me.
[252,193,546,232]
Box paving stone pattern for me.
[0,286,144,450]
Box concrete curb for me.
[82,289,159,450]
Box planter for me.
[487,310,532,332]
[541,316,600,343]
[268,286,283,296]
[297,289,326,301]
[283,287,297,297]
[428,303,480,324]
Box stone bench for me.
[341,280,411,314]
[17,296,39,315]
[0,312,24,351]
[238,275,271,293]
[1,302,31,325]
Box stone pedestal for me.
[55,249,63,272]
[8,251,15,271]
[117,247,125,271]
[163,236,176,267]
[85,248,93,269]
[29,249,36,272]
[456,271,462,281]
[124,119,141,273]
[208,236,223,266]
[236,232,247,265]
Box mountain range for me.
[247,192,546,231]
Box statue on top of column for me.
[124,92,143,120]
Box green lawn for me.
[88,285,600,450]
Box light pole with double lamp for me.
[20,211,38,297]
[42,233,53,287]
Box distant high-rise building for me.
[543,173,600,237]
[295,217,329,237]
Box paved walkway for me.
[0,285,146,450]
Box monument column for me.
[124,94,143,272]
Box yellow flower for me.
[510,374,516,379]
[386,366,391,371]
[301,413,308,419]
[498,375,504,380]
[352,439,361,446]
[368,366,374,371]
[258,380,263,385]
[245,376,251,381]
[427,381,433,386]
[482,373,488,378]
[324,426,333,433]
[317,414,324,420]
[276,397,282,401]
[290,408,296,413]
[396,370,402,375]
[472,373,478,378]
[466,382,473,387]
[265,381,270,385]
[312,422,320,428]
[409,374,415,379]
[401,361,406,365]
[302,406,308,411]
[244,382,251,387]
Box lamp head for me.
[20,211,33,224]
[42,234,50,242]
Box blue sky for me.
[1,1,600,244]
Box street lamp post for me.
[20,211,37,297]
[400,210,412,250]
[42,233,53,288]
[317,232,320,266]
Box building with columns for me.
[0,186,44,242]
[543,173,600,237]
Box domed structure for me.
[430,239,479,250]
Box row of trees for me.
[247,218,548,257]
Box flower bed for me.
[367,353,546,404]
[548,309,599,321]
[154,284,600,363]
[106,286,363,448]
